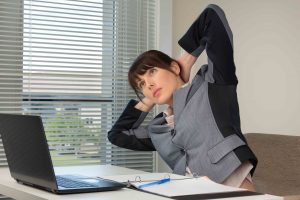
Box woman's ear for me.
[170,61,181,76]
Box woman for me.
[108,4,257,191]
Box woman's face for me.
[136,62,183,106]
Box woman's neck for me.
[177,77,186,89]
[167,78,186,107]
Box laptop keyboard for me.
[56,176,96,188]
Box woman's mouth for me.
[153,88,161,98]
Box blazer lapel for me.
[173,85,191,123]
[173,73,205,124]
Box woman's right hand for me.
[134,97,155,112]
[177,50,197,83]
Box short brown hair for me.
[128,50,181,100]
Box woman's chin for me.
[155,97,172,106]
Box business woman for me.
[108,4,258,191]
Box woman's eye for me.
[149,68,156,75]
[139,81,145,88]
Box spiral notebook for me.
[99,173,260,198]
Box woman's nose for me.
[145,79,154,90]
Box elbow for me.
[107,130,117,145]
[107,130,133,150]
[107,129,128,149]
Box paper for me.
[100,173,188,183]
[131,177,245,197]
[101,173,245,197]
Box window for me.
[0,0,157,172]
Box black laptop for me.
[0,113,125,194]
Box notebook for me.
[101,173,267,200]
[0,113,125,194]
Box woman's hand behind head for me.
[134,97,155,112]
[177,50,197,83]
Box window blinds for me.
[0,0,157,172]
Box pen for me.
[138,178,171,189]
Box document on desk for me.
[100,173,244,197]
[101,173,187,184]
[132,177,244,197]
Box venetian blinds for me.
[0,0,157,172]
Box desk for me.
[284,196,300,200]
[0,165,283,200]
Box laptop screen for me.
[0,114,58,190]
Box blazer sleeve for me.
[178,4,238,85]
[107,99,156,151]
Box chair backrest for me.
[245,133,300,196]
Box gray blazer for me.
[148,65,256,183]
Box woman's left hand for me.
[177,50,197,83]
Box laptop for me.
[0,113,125,194]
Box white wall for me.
[172,0,300,136]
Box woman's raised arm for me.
[178,4,238,85]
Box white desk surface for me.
[0,165,282,200]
